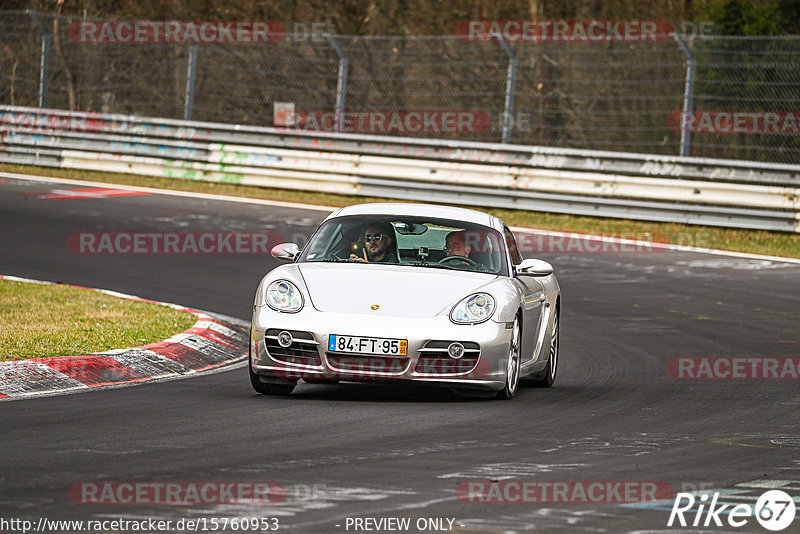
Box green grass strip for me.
[0,279,196,361]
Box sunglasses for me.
[363,234,386,242]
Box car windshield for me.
[298,215,509,276]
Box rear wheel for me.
[531,308,558,388]
[497,316,521,400]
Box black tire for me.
[249,364,296,395]
[531,308,558,388]
[497,316,521,400]
[248,331,296,395]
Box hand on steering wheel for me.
[438,255,478,267]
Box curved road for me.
[1,174,799,533]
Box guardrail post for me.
[26,11,51,108]
[500,41,518,145]
[184,43,198,121]
[674,33,697,158]
[325,34,349,132]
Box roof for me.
[325,203,500,229]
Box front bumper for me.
[250,305,512,391]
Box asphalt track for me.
[1,174,799,533]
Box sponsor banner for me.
[457,20,675,42]
[69,482,286,504]
[67,232,283,255]
[279,110,492,135]
[668,111,800,135]
[457,480,674,503]
[68,20,286,44]
[273,102,296,127]
[667,357,800,380]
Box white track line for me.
[0,171,335,212]
[507,226,800,265]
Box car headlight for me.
[266,280,304,313]
[450,293,495,324]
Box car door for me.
[503,226,547,365]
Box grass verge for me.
[0,278,196,361]
[1,163,798,259]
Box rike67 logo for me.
[668,489,796,531]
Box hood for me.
[298,263,497,317]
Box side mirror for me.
[271,242,300,261]
[517,258,553,276]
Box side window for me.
[503,226,522,265]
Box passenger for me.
[444,230,472,259]
[443,230,487,270]
[350,222,398,263]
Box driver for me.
[350,222,398,263]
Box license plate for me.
[328,335,408,357]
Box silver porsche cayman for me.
[249,203,560,399]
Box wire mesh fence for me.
[688,35,800,163]
[1,11,800,164]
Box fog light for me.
[447,342,465,359]
[277,331,293,348]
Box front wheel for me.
[531,308,558,388]
[497,316,521,400]
[249,337,296,395]
[249,364,296,395]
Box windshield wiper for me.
[405,262,460,271]
[314,258,368,263]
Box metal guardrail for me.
[1,105,799,232]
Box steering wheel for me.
[439,255,479,267]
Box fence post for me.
[184,43,198,121]
[325,34,349,132]
[500,41,518,145]
[674,33,697,158]
[26,11,51,108]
